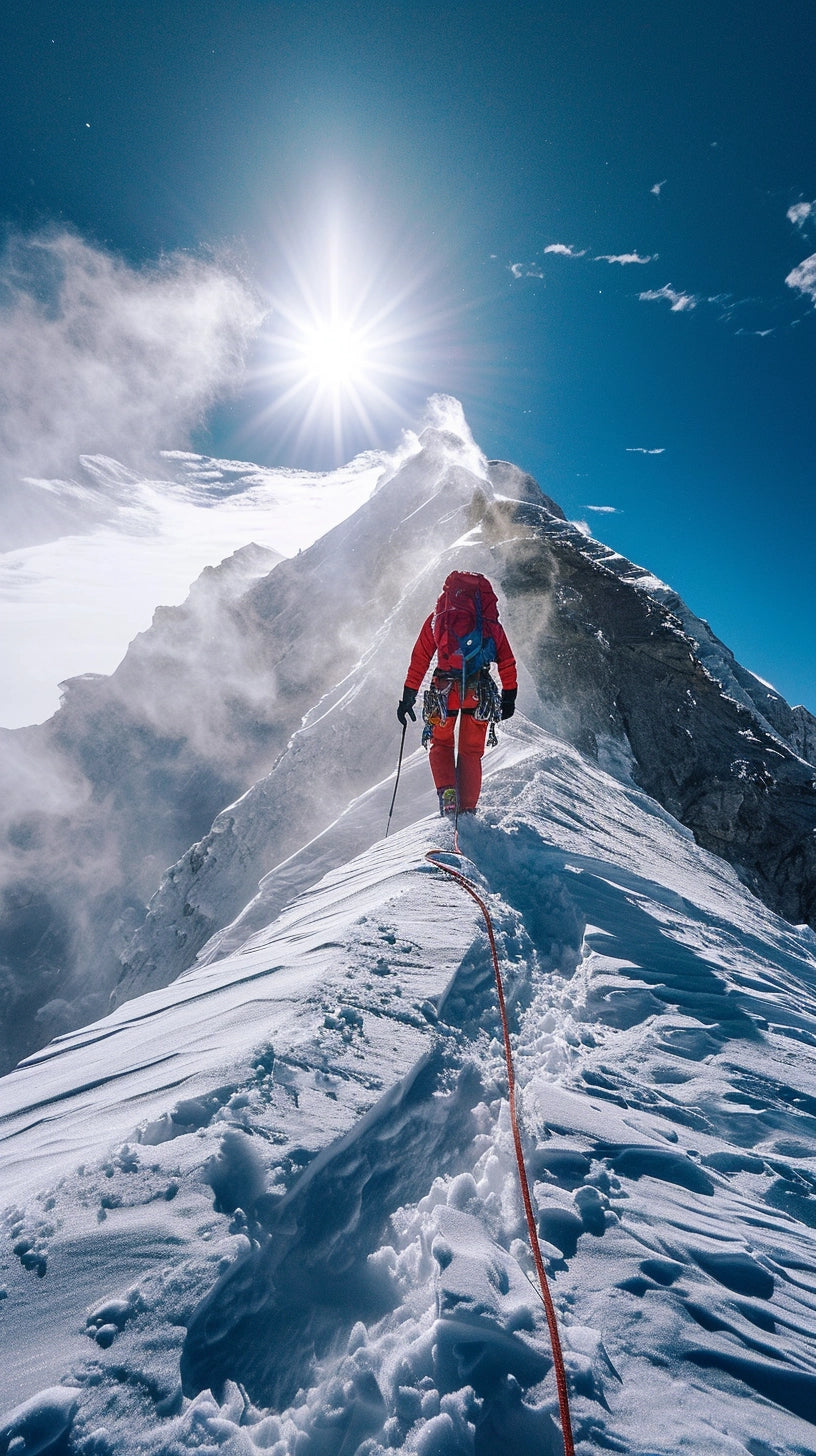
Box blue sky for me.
[1,0,815,714]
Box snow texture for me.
[2,400,816,1456]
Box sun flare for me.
[245,207,462,463]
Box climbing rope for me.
[426,842,577,1456]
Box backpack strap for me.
[456,588,483,698]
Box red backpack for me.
[432,571,500,691]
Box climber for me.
[396,571,517,816]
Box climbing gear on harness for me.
[470,674,501,749]
[421,680,453,748]
[384,721,407,838]
[426,844,576,1456]
[473,671,501,724]
[473,671,502,724]
[424,680,452,727]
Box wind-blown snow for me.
[3,721,816,1454]
[0,447,388,729]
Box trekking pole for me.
[385,721,407,838]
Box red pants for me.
[428,695,488,812]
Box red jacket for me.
[404,614,518,693]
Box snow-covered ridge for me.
[3,731,816,1453]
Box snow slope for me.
[4,723,816,1454]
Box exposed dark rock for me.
[482,496,816,930]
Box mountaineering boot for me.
[438,787,457,817]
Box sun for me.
[244,204,464,464]
[298,318,368,390]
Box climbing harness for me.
[422,671,501,750]
[384,721,407,838]
[425,839,577,1456]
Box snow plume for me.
[785,252,816,304]
[0,732,89,872]
[0,229,264,545]
[417,393,489,480]
[0,729,119,1070]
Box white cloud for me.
[651,180,667,196]
[0,229,264,546]
[626,447,665,455]
[787,201,815,228]
[595,252,655,265]
[508,245,586,275]
[585,504,620,513]
[639,284,697,312]
[508,262,544,279]
[543,243,587,258]
[785,253,816,303]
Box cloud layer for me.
[0,230,264,545]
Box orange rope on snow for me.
[426,843,577,1456]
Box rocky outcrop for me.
[481,496,816,929]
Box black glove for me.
[500,688,517,720]
[397,686,417,726]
